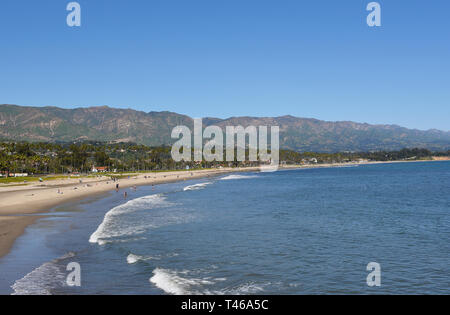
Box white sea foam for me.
[220,174,259,181]
[149,268,268,295]
[89,194,169,245]
[127,253,161,264]
[149,268,216,295]
[127,254,143,264]
[127,252,179,264]
[183,182,211,191]
[11,252,75,295]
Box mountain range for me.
[1,104,449,153]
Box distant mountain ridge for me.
[1,104,450,152]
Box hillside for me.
[1,104,449,152]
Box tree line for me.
[0,141,448,176]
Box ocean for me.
[0,161,449,294]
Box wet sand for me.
[0,216,39,258]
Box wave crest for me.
[89,194,169,245]
[220,174,259,181]
[183,182,211,191]
[11,253,75,295]
[127,253,161,264]
[149,268,217,295]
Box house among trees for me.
[0,171,28,177]
[91,166,108,173]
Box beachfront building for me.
[9,173,29,177]
[91,166,108,173]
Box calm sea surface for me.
[0,161,449,294]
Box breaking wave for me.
[149,268,267,295]
[11,253,75,295]
[149,268,220,295]
[127,254,159,264]
[127,252,179,264]
[89,194,170,245]
[183,182,211,191]
[220,174,259,181]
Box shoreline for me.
[0,167,261,258]
[0,216,40,259]
[0,159,445,259]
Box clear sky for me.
[0,0,449,131]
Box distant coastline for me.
[0,159,448,259]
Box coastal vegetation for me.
[0,141,448,180]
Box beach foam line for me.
[89,194,169,245]
[220,174,259,181]
[11,252,75,295]
[183,182,211,191]
[149,268,216,295]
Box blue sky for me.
[0,0,449,131]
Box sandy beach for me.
[0,160,439,259]
[0,167,264,258]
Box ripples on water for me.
[3,162,450,294]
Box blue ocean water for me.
[0,161,449,294]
